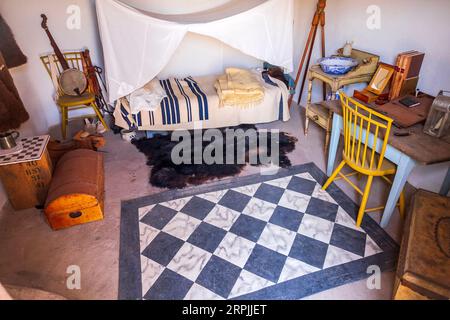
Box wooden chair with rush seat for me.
[40,51,108,139]
[322,92,405,227]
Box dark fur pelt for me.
[133,124,298,189]
[0,52,29,132]
[0,14,27,68]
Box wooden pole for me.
[289,0,327,107]
[288,21,317,107]
[320,8,327,100]
[298,25,318,103]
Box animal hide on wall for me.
[0,14,27,68]
[0,52,29,132]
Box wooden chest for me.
[44,149,104,230]
[394,190,450,300]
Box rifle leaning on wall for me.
[81,49,113,115]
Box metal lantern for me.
[423,90,450,138]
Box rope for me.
[434,217,450,258]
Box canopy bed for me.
[95,0,294,131]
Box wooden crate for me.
[44,149,104,230]
[394,190,450,300]
[0,150,52,210]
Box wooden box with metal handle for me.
[44,149,104,230]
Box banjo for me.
[41,14,87,96]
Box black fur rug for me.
[133,124,298,189]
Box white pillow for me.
[128,78,167,114]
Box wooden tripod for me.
[289,0,327,107]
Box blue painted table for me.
[440,167,450,196]
[321,100,450,228]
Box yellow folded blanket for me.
[215,68,265,108]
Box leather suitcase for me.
[44,149,104,230]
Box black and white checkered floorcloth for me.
[119,163,398,300]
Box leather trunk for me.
[44,149,104,230]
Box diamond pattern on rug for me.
[120,167,398,300]
[219,190,252,212]
[197,190,228,204]
[244,244,287,283]
[144,269,193,300]
[289,234,329,269]
[305,197,339,222]
[229,214,267,242]
[167,243,212,281]
[140,205,178,229]
[269,206,304,232]
[229,269,275,299]
[214,233,255,268]
[287,176,317,196]
[141,232,184,266]
[196,256,242,298]
[159,196,193,212]
[329,224,367,257]
[279,257,320,283]
[254,183,285,204]
[187,222,227,253]
[180,196,216,220]
[185,283,224,300]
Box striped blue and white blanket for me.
[115,72,290,131]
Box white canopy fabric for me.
[96,0,294,102]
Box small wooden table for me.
[305,65,375,150]
[0,135,52,210]
[440,167,450,196]
[321,100,450,227]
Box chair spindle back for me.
[40,51,88,97]
[340,92,393,172]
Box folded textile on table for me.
[215,68,265,108]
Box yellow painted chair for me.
[41,51,108,139]
[322,92,405,227]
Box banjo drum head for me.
[59,69,88,96]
